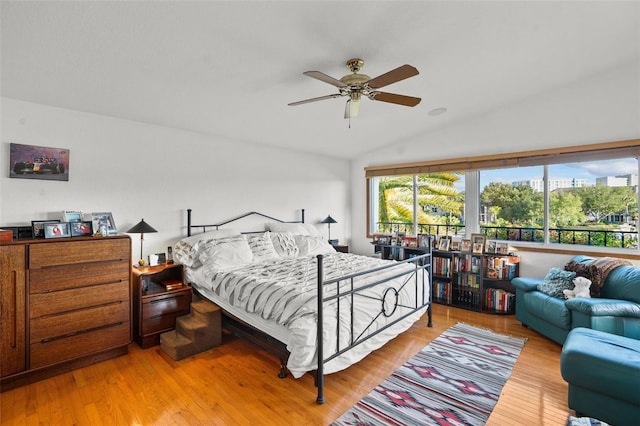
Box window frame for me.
[365,139,640,256]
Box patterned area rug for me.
[332,323,527,426]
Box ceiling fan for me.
[288,58,421,119]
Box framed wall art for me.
[9,143,70,181]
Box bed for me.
[176,209,432,403]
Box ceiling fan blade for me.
[344,99,360,119]
[366,64,419,89]
[288,93,342,106]
[303,71,348,88]
[370,91,421,107]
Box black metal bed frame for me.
[185,208,432,404]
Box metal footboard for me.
[315,253,432,404]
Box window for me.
[480,166,544,242]
[370,173,465,237]
[479,159,639,248]
[366,140,640,251]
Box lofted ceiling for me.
[1,1,638,160]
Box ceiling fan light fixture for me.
[289,58,422,118]
[344,97,360,119]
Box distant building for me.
[596,176,629,187]
[513,178,587,192]
[596,174,639,187]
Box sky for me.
[478,158,639,190]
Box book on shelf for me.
[160,279,184,290]
[484,288,515,313]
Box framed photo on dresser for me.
[32,220,59,238]
[91,212,116,235]
[70,221,93,237]
[44,222,70,239]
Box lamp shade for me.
[127,219,158,267]
[127,219,157,234]
[321,215,337,224]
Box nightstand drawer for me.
[142,311,189,335]
[143,291,191,320]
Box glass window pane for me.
[372,175,416,234]
[549,158,638,249]
[417,172,465,238]
[479,166,544,242]
[371,173,465,237]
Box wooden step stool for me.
[160,299,222,360]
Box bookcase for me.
[431,249,519,314]
[372,243,430,262]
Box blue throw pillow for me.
[537,267,576,298]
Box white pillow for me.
[266,222,309,235]
[198,235,253,272]
[302,223,324,239]
[269,232,300,257]
[294,235,336,256]
[247,232,280,263]
[174,229,240,268]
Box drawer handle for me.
[148,294,187,304]
[39,322,124,343]
[38,279,125,294]
[36,300,123,319]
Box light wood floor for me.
[1,304,572,425]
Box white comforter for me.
[196,252,429,378]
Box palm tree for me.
[377,173,462,232]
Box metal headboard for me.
[186,208,305,236]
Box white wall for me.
[1,98,352,259]
[349,62,640,269]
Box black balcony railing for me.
[375,222,639,249]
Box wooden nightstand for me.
[132,263,192,348]
[333,244,349,253]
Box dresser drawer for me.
[30,282,129,319]
[29,238,130,269]
[30,301,129,344]
[143,291,191,320]
[30,322,130,369]
[29,260,129,294]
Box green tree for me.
[377,173,462,230]
[481,182,543,226]
[575,185,637,223]
[549,191,585,227]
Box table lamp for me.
[321,215,337,244]
[127,219,157,267]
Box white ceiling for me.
[1,1,639,160]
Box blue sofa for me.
[512,255,640,344]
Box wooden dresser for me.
[0,235,132,391]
